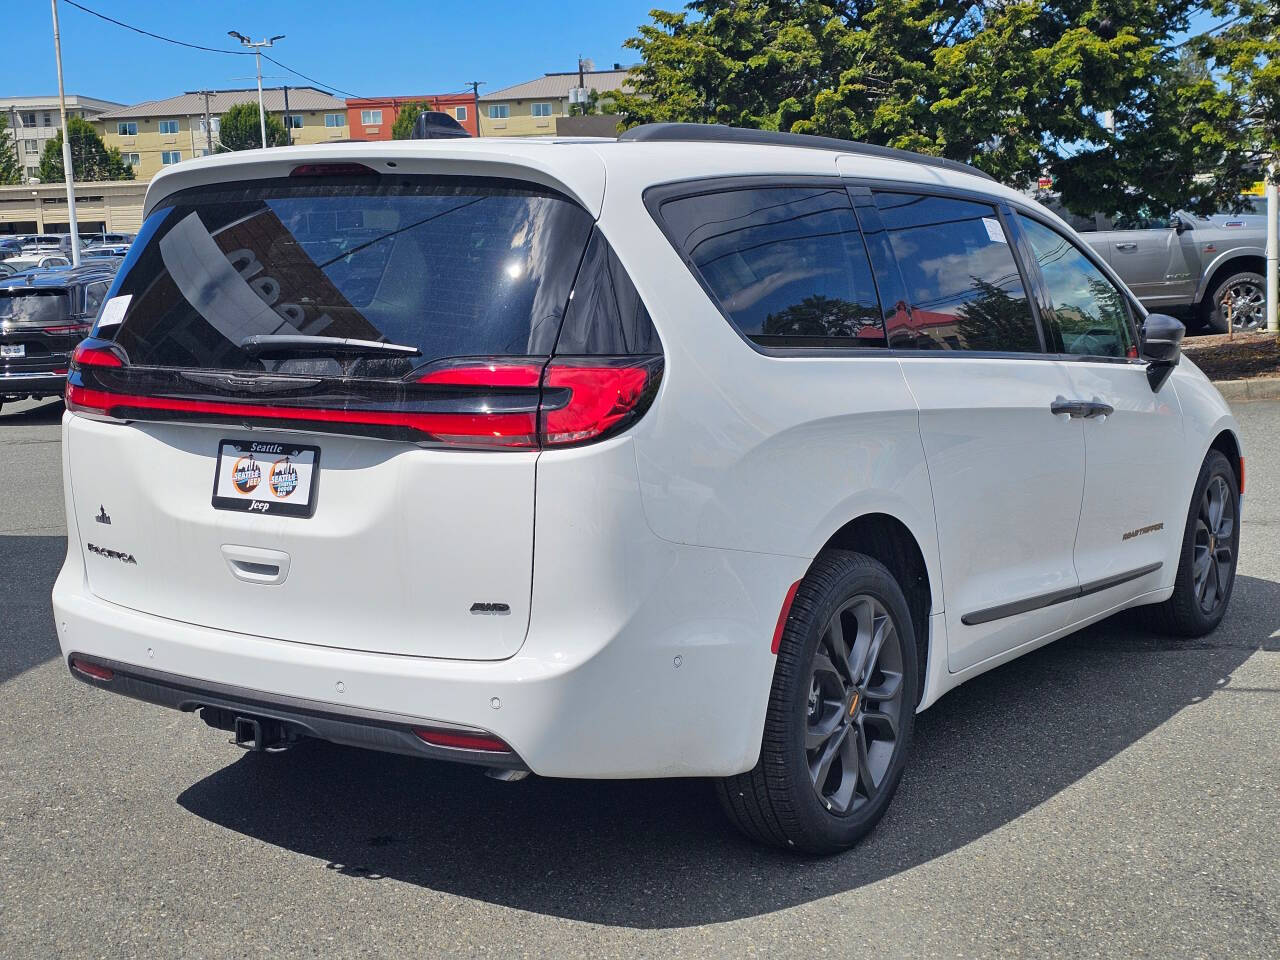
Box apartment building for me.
[478,68,631,137]
[95,87,349,181]
[1,95,124,182]
[345,94,479,139]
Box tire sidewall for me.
[780,555,918,851]
[1173,451,1240,632]
[1206,271,1265,333]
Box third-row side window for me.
[658,186,886,348]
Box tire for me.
[717,550,918,853]
[1202,270,1266,334]
[1142,450,1240,636]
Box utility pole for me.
[202,90,213,154]
[468,81,483,136]
[50,0,79,265]
[228,31,284,148]
[1267,160,1278,334]
[283,85,291,146]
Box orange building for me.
[345,94,478,140]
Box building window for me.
[123,153,141,167]
[285,115,304,129]
[42,112,52,126]
[24,139,38,154]
[531,102,553,118]
[161,151,181,165]
[25,166,38,180]
[21,112,36,126]
[488,104,509,119]
[325,113,345,127]
[158,119,180,134]
[117,121,137,136]
[360,109,382,125]
[455,106,467,121]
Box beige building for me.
[0,180,147,237]
[95,87,350,181]
[478,68,631,137]
[2,95,124,183]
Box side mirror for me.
[1172,213,1192,234]
[1141,312,1184,390]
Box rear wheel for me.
[1143,450,1239,636]
[1203,271,1265,333]
[717,551,917,853]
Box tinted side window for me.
[83,281,109,316]
[556,228,660,355]
[659,186,885,348]
[1018,215,1135,359]
[874,192,1039,352]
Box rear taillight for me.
[412,727,511,753]
[541,358,662,446]
[71,341,123,367]
[65,346,662,449]
[290,162,378,178]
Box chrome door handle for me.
[1115,242,1138,250]
[1051,398,1091,418]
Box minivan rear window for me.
[103,176,595,375]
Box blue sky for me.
[7,1,659,105]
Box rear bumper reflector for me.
[771,579,803,655]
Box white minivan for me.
[53,125,1242,852]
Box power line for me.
[61,1,366,100]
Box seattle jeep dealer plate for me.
[212,439,320,518]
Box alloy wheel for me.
[806,595,905,815]
[1192,475,1236,613]
[1222,281,1265,332]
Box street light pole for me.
[228,31,285,149]
[50,0,80,266]
[1266,160,1278,335]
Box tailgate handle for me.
[221,545,290,585]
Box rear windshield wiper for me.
[239,335,421,358]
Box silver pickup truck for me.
[1043,203,1269,333]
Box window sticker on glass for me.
[96,294,132,328]
[982,217,1007,244]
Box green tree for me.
[218,101,288,151]
[37,115,134,182]
[391,101,433,140]
[569,88,621,117]
[0,113,21,185]
[614,1,1265,217]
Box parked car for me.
[0,238,24,258]
[19,233,85,257]
[82,243,131,258]
[79,232,135,246]
[0,263,116,410]
[4,254,71,271]
[54,127,1242,853]
[0,262,16,278]
[1040,200,1267,333]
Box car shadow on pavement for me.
[0,534,66,685]
[0,398,65,424]
[176,575,1279,929]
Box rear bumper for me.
[1,368,66,398]
[66,653,527,769]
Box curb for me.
[1212,377,1280,402]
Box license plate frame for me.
[0,344,25,359]
[211,439,320,518]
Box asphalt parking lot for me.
[1,396,1276,959]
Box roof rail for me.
[617,123,994,181]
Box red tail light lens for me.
[412,727,511,753]
[70,657,113,681]
[541,358,662,446]
[71,342,123,367]
[418,362,543,389]
[290,163,378,178]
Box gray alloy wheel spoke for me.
[1192,547,1212,582]
[863,669,903,703]
[861,706,898,742]
[810,652,844,686]
[806,706,845,751]
[809,724,848,794]
[857,615,892,688]
[855,723,876,796]
[849,599,875,680]
[824,609,853,684]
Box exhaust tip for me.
[485,768,530,782]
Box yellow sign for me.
[1243,181,1267,197]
